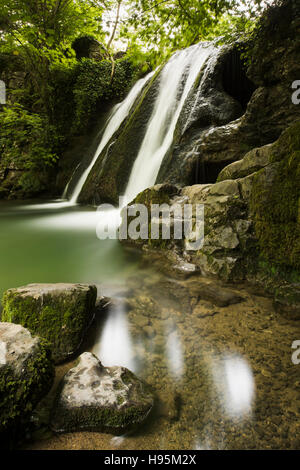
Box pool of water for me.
[1,201,300,450]
[0,200,139,299]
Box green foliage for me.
[121,0,269,66]
[0,105,58,169]
[250,121,300,271]
[0,105,59,195]
[235,0,289,68]
[72,57,136,133]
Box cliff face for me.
[120,0,300,317]
[76,1,300,206]
[158,0,300,187]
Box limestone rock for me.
[1,283,97,364]
[0,322,54,434]
[218,144,272,181]
[51,352,154,434]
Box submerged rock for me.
[184,278,244,307]
[51,352,154,434]
[1,283,97,364]
[274,284,300,320]
[0,322,54,434]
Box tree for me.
[0,0,106,118]
[121,0,272,65]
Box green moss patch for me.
[1,284,97,364]
[250,121,300,271]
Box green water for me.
[0,201,138,299]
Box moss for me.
[0,338,54,439]
[52,366,154,435]
[125,186,179,250]
[1,286,97,363]
[53,402,152,434]
[250,121,300,272]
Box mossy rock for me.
[51,352,154,434]
[0,322,54,440]
[120,183,180,250]
[1,283,97,364]
[250,121,300,271]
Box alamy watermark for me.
[291,80,300,105]
[0,341,6,365]
[96,197,205,251]
[0,80,6,105]
[291,340,300,365]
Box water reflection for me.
[30,210,102,231]
[212,354,255,419]
[16,200,74,211]
[165,321,184,381]
[93,301,136,372]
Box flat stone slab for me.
[51,352,154,434]
[1,283,97,364]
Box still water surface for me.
[0,200,138,298]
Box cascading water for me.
[123,43,213,204]
[91,43,214,242]
[67,71,155,204]
[65,43,213,208]
[19,43,214,236]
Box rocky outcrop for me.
[159,0,300,187]
[217,144,272,181]
[0,323,54,435]
[120,179,255,282]
[72,36,108,61]
[158,45,254,186]
[51,352,154,434]
[120,119,300,314]
[1,283,97,364]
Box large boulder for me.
[120,180,255,281]
[1,283,97,364]
[51,352,154,434]
[181,180,256,281]
[0,323,54,436]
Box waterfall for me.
[68,71,155,204]
[66,42,213,207]
[123,43,213,204]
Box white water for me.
[68,71,154,204]
[92,301,136,371]
[123,43,213,204]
